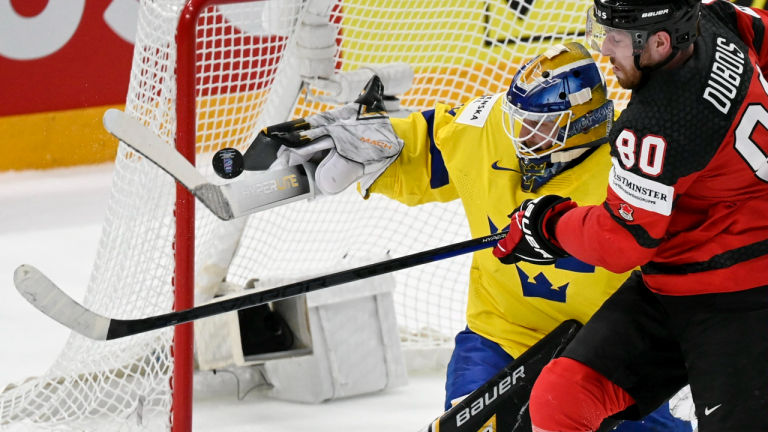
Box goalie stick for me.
[420,320,582,432]
[14,232,507,341]
[102,109,317,221]
[419,319,622,432]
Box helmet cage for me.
[502,97,573,159]
[503,41,614,160]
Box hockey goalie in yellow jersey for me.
[252,42,690,431]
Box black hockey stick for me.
[421,320,582,432]
[419,319,622,432]
[14,232,507,341]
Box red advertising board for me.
[0,0,135,117]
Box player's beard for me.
[611,57,643,90]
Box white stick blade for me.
[102,109,207,190]
[14,265,111,341]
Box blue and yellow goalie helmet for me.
[502,42,613,160]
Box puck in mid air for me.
[212,148,244,179]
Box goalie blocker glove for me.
[248,75,404,197]
[493,195,576,265]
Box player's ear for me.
[651,31,673,57]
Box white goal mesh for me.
[0,0,629,430]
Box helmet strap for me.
[633,46,681,88]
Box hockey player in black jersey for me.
[487,0,768,430]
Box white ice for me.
[0,163,446,431]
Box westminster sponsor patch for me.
[609,158,674,216]
[455,93,503,127]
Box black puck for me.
[212,148,244,179]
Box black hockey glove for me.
[492,195,576,265]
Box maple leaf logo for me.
[618,203,634,221]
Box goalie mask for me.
[502,42,614,192]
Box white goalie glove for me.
[264,75,404,196]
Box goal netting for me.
[0,0,629,430]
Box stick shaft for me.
[107,232,507,339]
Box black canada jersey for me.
[557,1,768,295]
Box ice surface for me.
[0,163,446,431]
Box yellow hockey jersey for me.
[370,94,632,358]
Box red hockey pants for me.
[530,357,635,432]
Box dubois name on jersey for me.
[557,1,768,295]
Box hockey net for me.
[0,0,630,431]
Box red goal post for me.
[170,1,630,430]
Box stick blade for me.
[14,265,111,341]
[103,109,236,221]
[102,109,207,190]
